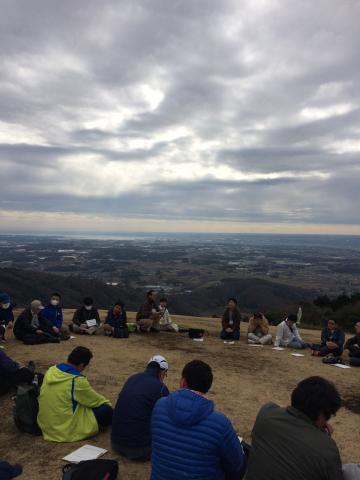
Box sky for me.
[1,0,360,234]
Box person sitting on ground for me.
[0,350,35,395]
[151,360,245,480]
[158,298,179,332]
[343,321,360,367]
[71,297,101,335]
[0,292,14,342]
[112,355,169,461]
[136,290,161,333]
[247,312,273,345]
[42,292,70,340]
[311,319,345,358]
[104,300,128,338]
[245,376,343,480]
[37,346,113,442]
[13,300,61,344]
[220,297,241,341]
[274,314,307,349]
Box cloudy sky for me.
[1,0,360,234]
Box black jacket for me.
[72,306,101,326]
[13,307,53,340]
[345,334,360,357]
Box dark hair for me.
[182,360,213,394]
[114,300,124,308]
[51,292,61,299]
[291,376,341,422]
[67,346,93,367]
[228,297,237,304]
[287,314,297,322]
[327,318,337,324]
[147,361,162,373]
[254,312,262,318]
[83,297,93,306]
[159,297,167,303]
[147,290,155,297]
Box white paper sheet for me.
[193,337,204,342]
[63,445,107,463]
[248,344,263,347]
[224,341,235,345]
[291,353,305,357]
[70,336,76,339]
[331,364,351,369]
[272,347,285,351]
[86,319,97,327]
[238,436,243,443]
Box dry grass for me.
[1,310,359,479]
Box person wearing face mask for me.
[42,293,70,340]
[0,292,14,342]
[70,297,101,335]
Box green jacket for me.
[37,363,111,442]
[245,403,343,480]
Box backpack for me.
[113,325,129,339]
[188,328,205,339]
[13,374,44,435]
[62,459,119,480]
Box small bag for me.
[113,325,129,339]
[13,374,44,436]
[188,328,205,339]
[62,459,118,480]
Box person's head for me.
[50,293,61,307]
[83,297,94,310]
[286,313,297,326]
[180,360,213,394]
[291,376,341,428]
[327,319,337,331]
[147,355,169,382]
[355,322,360,335]
[67,346,93,372]
[159,297,167,308]
[147,290,156,301]
[0,292,11,310]
[30,299,43,314]
[113,301,124,315]
[227,297,237,310]
[253,312,263,324]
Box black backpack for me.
[113,325,129,339]
[62,459,119,480]
[13,374,43,436]
[188,328,205,339]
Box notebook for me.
[86,319,97,327]
[63,445,107,463]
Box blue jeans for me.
[312,344,343,357]
[288,339,307,349]
[93,404,113,427]
[221,329,240,341]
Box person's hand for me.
[323,423,334,436]
[80,323,88,329]
[53,326,60,334]
[226,327,233,333]
[326,341,337,349]
[7,321,13,330]
[36,329,44,335]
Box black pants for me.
[22,333,59,345]
[0,368,35,395]
[112,442,151,462]
[350,356,360,367]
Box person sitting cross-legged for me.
[158,298,179,332]
[342,321,360,367]
[111,355,170,461]
[245,376,344,480]
[13,300,60,345]
[311,319,345,358]
[136,290,161,333]
[42,293,70,340]
[247,312,273,345]
[70,297,101,335]
[274,314,307,349]
[104,300,128,338]
[220,297,241,341]
[151,360,245,480]
[37,346,113,442]
[0,350,35,395]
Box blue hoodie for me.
[151,389,244,480]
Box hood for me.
[45,363,83,385]
[167,389,214,427]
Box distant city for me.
[1,233,360,297]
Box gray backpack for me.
[13,375,43,435]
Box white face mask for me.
[1,303,10,309]
[50,299,59,306]
[85,305,93,310]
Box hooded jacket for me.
[42,304,63,329]
[151,389,244,480]
[37,363,111,442]
[320,327,345,350]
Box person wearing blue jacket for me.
[0,350,35,394]
[42,293,70,340]
[104,301,128,338]
[0,292,14,341]
[311,319,345,358]
[112,355,169,461]
[151,360,245,480]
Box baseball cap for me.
[148,355,169,371]
[0,292,10,305]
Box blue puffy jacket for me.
[42,305,63,329]
[151,389,244,480]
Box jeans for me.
[312,344,343,357]
[221,329,240,341]
[287,339,307,349]
[93,404,113,427]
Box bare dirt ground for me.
[1,310,359,479]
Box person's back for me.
[112,356,169,460]
[245,377,343,480]
[151,360,244,480]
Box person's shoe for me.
[248,339,260,345]
[27,361,36,373]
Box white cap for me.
[148,355,169,371]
